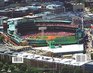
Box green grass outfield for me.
[48,36,78,45]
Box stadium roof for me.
[34,19,72,23]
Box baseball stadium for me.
[3,17,85,47]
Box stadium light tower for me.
[38,27,47,39]
[81,17,84,30]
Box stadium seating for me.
[21,32,75,40]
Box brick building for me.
[85,0,93,7]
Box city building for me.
[85,0,93,7]
[72,3,85,11]
[64,3,84,12]
[0,0,4,7]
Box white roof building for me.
[33,44,84,54]
[13,52,89,66]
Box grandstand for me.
[16,19,78,35]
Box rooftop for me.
[14,52,89,66]
[85,61,93,65]
[34,19,72,23]
[33,44,84,54]
[10,46,32,51]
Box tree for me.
[19,64,27,72]
[2,63,9,72]
[9,64,15,72]
[31,67,41,73]
[0,35,4,42]
[91,53,93,60]
[13,64,26,73]
[26,68,32,73]
[61,65,73,73]
[0,61,3,70]
[74,67,83,73]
